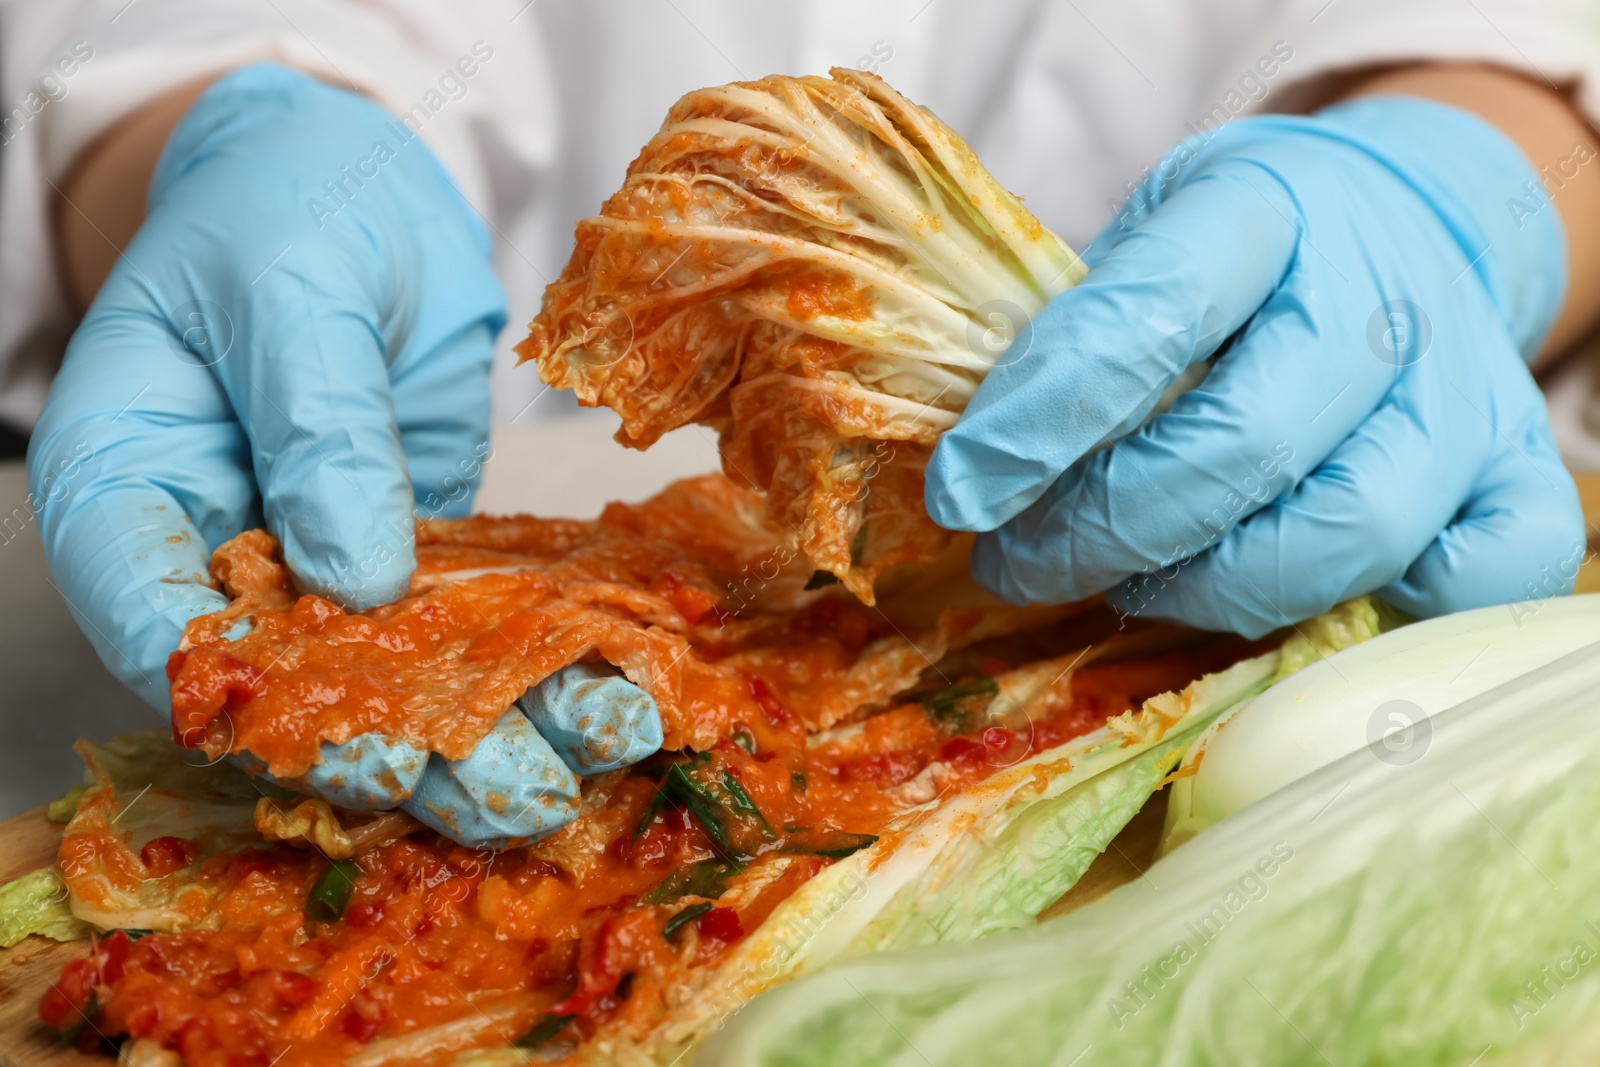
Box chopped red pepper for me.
[139,836,198,877]
[839,750,922,786]
[340,991,383,1043]
[550,911,662,1016]
[746,675,794,726]
[38,930,135,1035]
[267,970,320,1008]
[695,907,744,945]
[95,930,131,986]
[39,957,94,1031]
[981,727,1013,751]
[168,649,261,749]
[939,736,988,767]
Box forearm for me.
[1339,64,1600,368]
[55,76,218,314]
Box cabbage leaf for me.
[0,731,289,937]
[519,69,1086,601]
[540,600,1389,1066]
[0,867,86,948]
[697,628,1600,1067]
[1163,594,1600,853]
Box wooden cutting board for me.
[0,808,91,1067]
[6,472,1598,1064]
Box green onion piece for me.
[115,929,154,941]
[644,866,690,905]
[633,788,667,842]
[919,676,1001,733]
[47,784,86,823]
[791,770,808,793]
[59,990,98,1045]
[721,771,774,837]
[306,859,362,923]
[680,859,734,899]
[663,762,734,856]
[732,729,756,754]
[849,519,869,566]
[663,902,715,940]
[661,755,778,860]
[645,858,736,905]
[782,830,879,860]
[804,570,840,590]
[515,1012,576,1049]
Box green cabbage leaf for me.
[698,624,1600,1067]
[0,867,86,948]
[0,731,288,940]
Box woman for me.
[5,0,1597,842]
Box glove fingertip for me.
[967,530,1028,604]
[289,736,429,811]
[1384,513,1586,622]
[1108,566,1289,639]
[519,664,663,775]
[924,438,1011,532]
[123,582,233,714]
[328,557,416,613]
[403,710,581,848]
[256,408,418,613]
[278,508,417,611]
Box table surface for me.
[1,422,1596,1064]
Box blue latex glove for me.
[926,96,1585,635]
[252,662,661,848]
[28,63,662,847]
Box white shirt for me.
[2,0,1598,436]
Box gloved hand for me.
[244,662,661,848]
[28,63,661,848]
[926,95,1586,635]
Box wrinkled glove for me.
[28,63,661,848]
[925,95,1585,635]
[242,662,660,848]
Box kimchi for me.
[519,69,1086,602]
